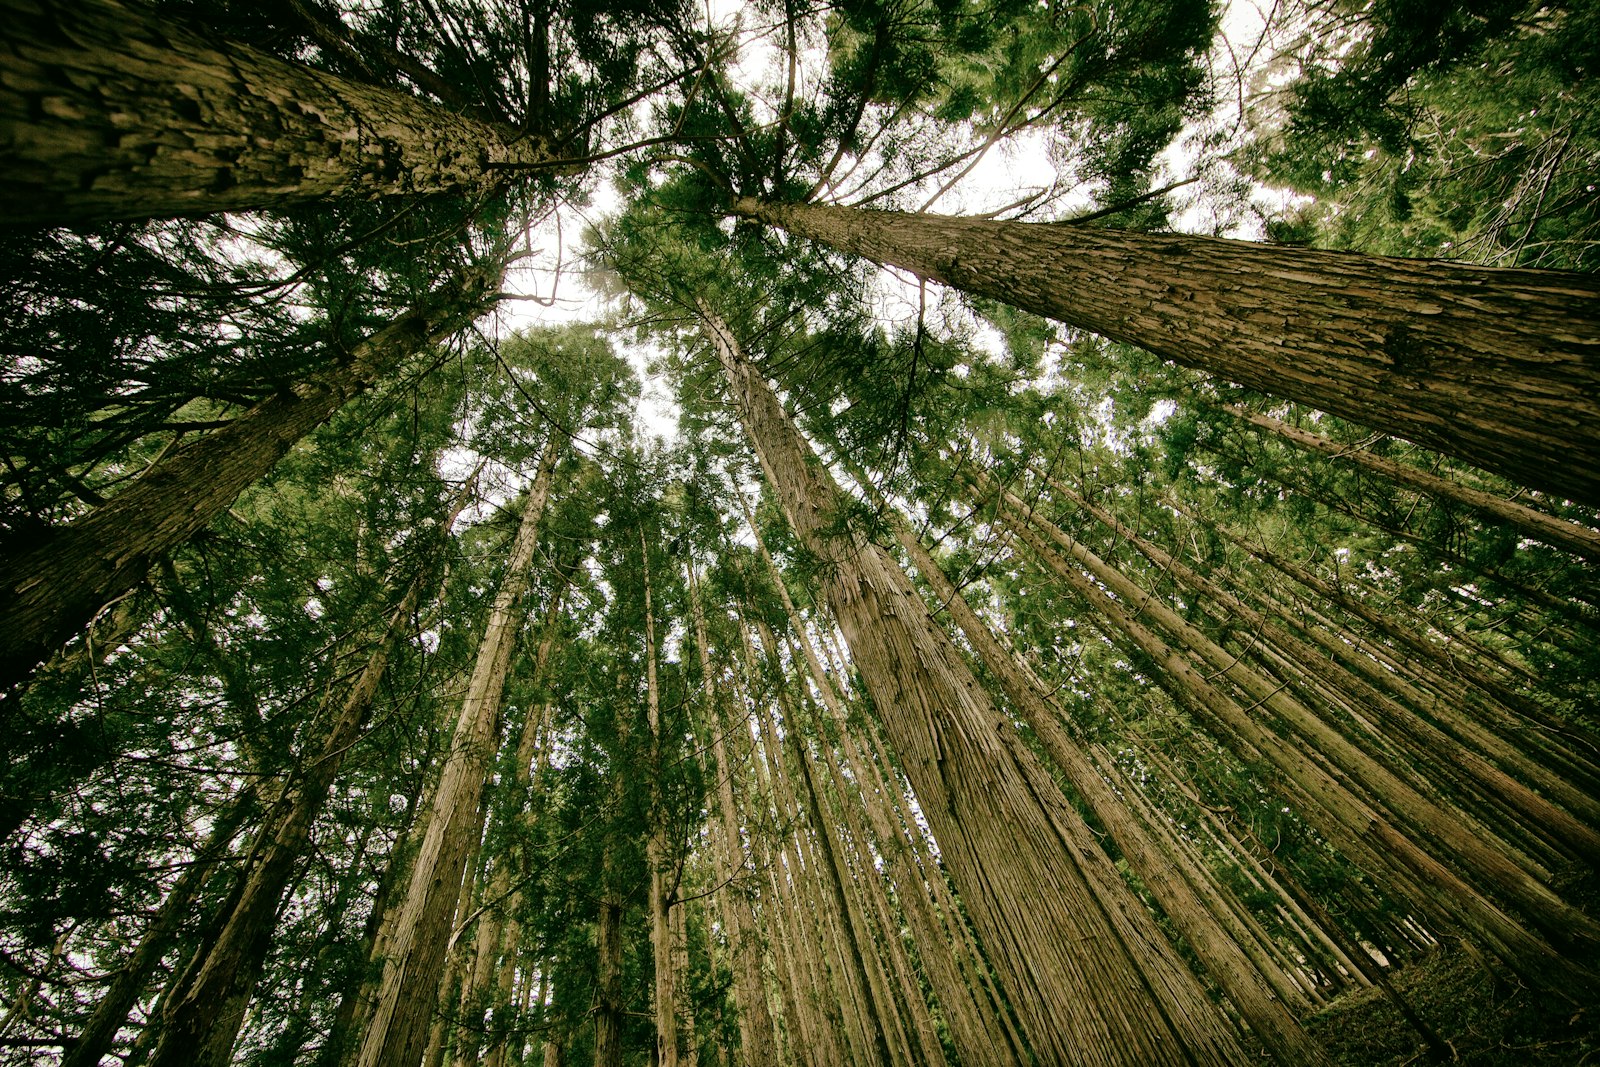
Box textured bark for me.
[731,197,1600,507]
[884,506,1333,1066]
[685,569,782,1067]
[1051,476,1600,864]
[0,0,556,226]
[357,436,561,1067]
[994,489,1600,995]
[1226,407,1600,561]
[0,265,500,700]
[592,897,624,1067]
[736,505,1031,1064]
[705,308,1251,1066]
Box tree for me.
[727,196,1600,507]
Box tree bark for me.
[703,307,1252,1067]
[356,433,561,1067]
[684,568,782,1067]
[1225,406,1600,562]
[0,264,501,700]
[882,502,1334,1066]
[730,197,1600,507]
[0,0,557,227]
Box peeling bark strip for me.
[0,264,500,700]
[0,0,553,227]
[730,198,1600,507]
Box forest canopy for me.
[1,0,1598,1065]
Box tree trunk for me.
[684,568,782,1067]
[356,434,561,1067]
[146,480,471,1067]
[0,0,557,227]
[1225,406,1600,561]
[993,486,1600,995]
[641,531,684,1067]
[882,501,1334,1066]
[592,896,624,1067]
[0,265,500,699]
[730,197,1600,507]
[62,785,257,1067]
[703,307,1252,1067]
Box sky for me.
[487,0,1301,447]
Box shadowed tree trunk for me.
[0,263,502,700]
[143,479,473,1067]
[356,433,561,1067]
[1223,406,1600,561]
[730,197,1600,507]
[703,306,1253,1067]
[0,0,558,227]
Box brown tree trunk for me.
[62,785,256,1067]
[456,575,570,1067]
[993,486,1599,995]
[1225,406,1600,561]
[685,568,782,1067]
[730,197,1600,507]
[0,266,500,699]
[0,0,557,227]
[146,481,472,1067]
[703,308,1252,1067]
[641,531,685,1067]
[882,502,1334,1066]
[356,434,561,1067]
[592,896,625,1067]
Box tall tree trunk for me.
[61,784,257,1067]
[992,485,1600,995]
[0,265,501,699]
[357,434,561,1067]
[0,0,557,227]
[592,896,625,1067]
[146,481,472,1067]
[703,308,1252,1067]
[456,574,571,1067]
[880,500,1335,1066]
[730,197,1600,507]
[641,530,684,1067]
[684,568,782,1067]
[1224,406,1600,561]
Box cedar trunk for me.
[731,197,1600,507]
[356,436,560,1067]
[144,483,469,1067]
[704,308,1251,1066]
[0,267,499,699]
[0,0,554,226]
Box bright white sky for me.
[487,0,1298,445]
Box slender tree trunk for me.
[703,308,1252,1066]
[640,531,685,1067]
[592,896,625,1067]
[685,567,783,1067]
[357,434,561,1067]
[62,785,257,1067]
[0,266,500,699]
[146,482,471,1067]
[881,501,1334,1066]
[1225,406,1600,561]
[994,486,1600,995]
[456,574,570,1067]
[0,0,558,227]
[730,197,1600,506]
